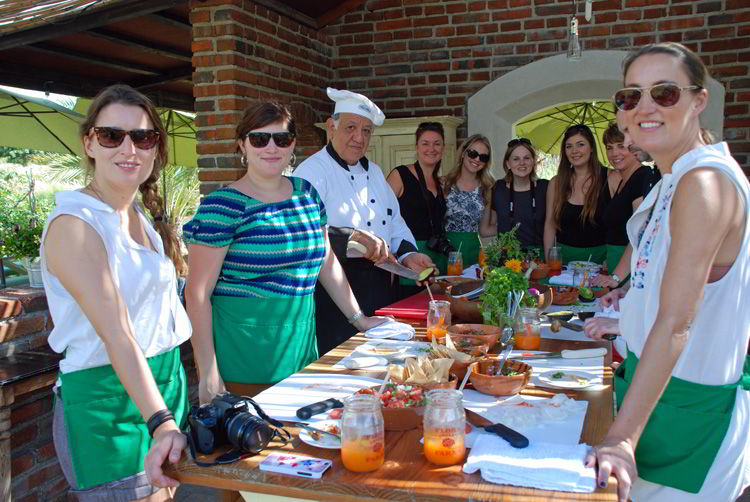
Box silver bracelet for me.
[347,310,364,325]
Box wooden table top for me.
[167,331,617,501]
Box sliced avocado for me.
[418,267,434,281]
[579,286,594,300]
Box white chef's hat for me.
[327,87,385,126]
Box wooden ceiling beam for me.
[144,12,191,32]
[127,66,194,90]
[0,0,190,51]
[86,28,192,63]
[26,43,161,76]
[0,61,110,99]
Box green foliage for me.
[479,267,534,327]
[484,223,525,267]
[0,168,52,258]
[0,147,38,166]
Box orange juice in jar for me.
[447,251,463,276]
[423,389,466,466]
[427,300,451,342]
[548,246,563,276]
[426,324,447,342]
[340,394,384,473]
[514,307,541,350]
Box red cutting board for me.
[375,291,446,320]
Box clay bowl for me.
[594,287,610,298]
[446,323,504,353]
[551,286,579,306]
[432,276,473,294]
[375,377,458,431]
[530,263,550,280]
[446,280,485,323]
[469,359,532,397]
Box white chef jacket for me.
[294,144,417,257]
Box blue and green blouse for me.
[183,177,328,298]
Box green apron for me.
[605,244,626,275]
[558,243,607,265]
[615,349,750,493]
[212,294,318,385]
[399,233,481,287]
[59,347,188,490]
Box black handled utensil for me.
[295,398,344,420]
[484,423,529,448]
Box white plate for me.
[537,370,598,389]
[567,261,601,272]
[343,356,388,369]
[298,420,341,449]
[355,342,408,358]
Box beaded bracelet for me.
[147,409,175,438]
[347,310,364,325]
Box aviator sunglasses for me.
[92,127,160,150]
[244,131,296,148]
[466,148,490,163]
[614,83,701,111]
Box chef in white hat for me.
[295,87,435,354]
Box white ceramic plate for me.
[355,342,408,358]
[298,420,341,449]
[567,261,601,272]
[537,370,598,389]
[343,356,388,369]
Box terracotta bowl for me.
[446,323,504,353]
[469,359,532,396]
[594,287,610,298]
[432,276,473,294]
[446,280,485,323]
[373,377,458,431]
[551,287,579,305]
[530,263,550,280]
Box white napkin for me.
[461,264,483,279]
[365,320,415,340]
[548,271,576,286]
[463,433,596,493]
[595,305,620,319]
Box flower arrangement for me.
[479,266,537,327]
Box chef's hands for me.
[349,229,395,265]
[402,252,437,285]
[584,317,620,340]
[592,274,619,288]
[600,288,627,311]
[145,420,186,489]
[584,435,637,502]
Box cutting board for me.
[375,291,446,320]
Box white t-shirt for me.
[619,143,750,501]
[41,191,191,375]
[294,146,417,256]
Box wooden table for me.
[167,328,618,501]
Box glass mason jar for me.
[427,300,451,342]
[423,389,466,465]
[514,307,541,350]
[340,393,384,472]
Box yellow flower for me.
[504,259,522,273]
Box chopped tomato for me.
[328,408,343,419]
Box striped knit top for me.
[183,177,328,298]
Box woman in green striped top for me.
[184,101,388,403]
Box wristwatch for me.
[611,273,621,285]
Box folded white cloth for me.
[462,264,483,279]
[463,433,596,493]
[364,320,415,340]
[548,271,576,286]
[594,305,620,319]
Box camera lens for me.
[225,413,273,453]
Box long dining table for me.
[166,307,619,501]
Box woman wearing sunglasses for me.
[184,101,386,401]
[480,138,547,256]
[584,43,750,502]
[543,123,609,265]
[42,85,190,498]
[442,134,495,267]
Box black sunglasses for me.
[92,127,160,150]
[244,131,295,148]
[507,137,532,148]
[614,83,701,111]
[466,148,490,163]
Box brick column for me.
[189,0,336,194]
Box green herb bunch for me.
[484,223,525,267]
[480,266,535,327]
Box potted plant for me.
[0,206,47,288]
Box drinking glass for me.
[447,251,463,276]
[340,394,384,472]
[427,300,451,342]
[548,246,562,276]
[423,389,466,465]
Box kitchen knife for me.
[559,320,583,332]
[512,347,607,360]
[295,398,344,420]
[484,423,529,449]
[293,422,341,441]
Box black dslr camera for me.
[188,393,288,455]
[427,233,456,256]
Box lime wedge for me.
[418,267,434,281]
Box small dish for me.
[468,359,532,396]
[298,420,341,449]
[537,370,598,389]
[343,356,388,369]
[355,342,408,358]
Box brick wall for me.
[319,0,750,172]
[0,289,52,358]
[190,0,338,194]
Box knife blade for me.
[296,398,344,420]
[294,422,341,441]
[559,320,583,332]
[512,347,607,360]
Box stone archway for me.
[468,50,725,177]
